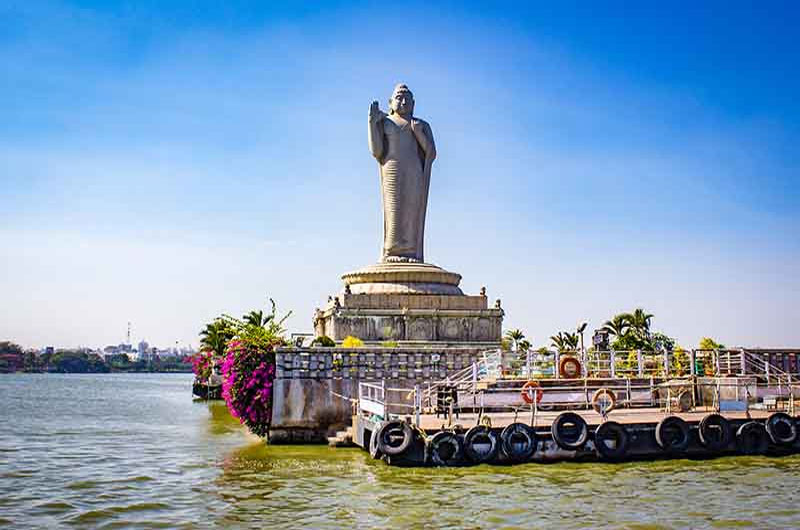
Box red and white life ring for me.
[521,380,544,404]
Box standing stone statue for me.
[368,84,436,263]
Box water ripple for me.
[2,374,800,529]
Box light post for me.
[577,322,588,377]
[577,322,587,354]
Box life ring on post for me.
[551,412,589,450]
[521,381,544,405]
[676,390,693,412]
[765,412,798,446]
[558,356,582,379]
[375,420,413,456]
[736,421,770,455]
[698,413,732,452]
[591,388,617,415]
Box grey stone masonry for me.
[275,346,485,381]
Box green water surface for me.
[1,373,798,529]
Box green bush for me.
[311,335,336,347]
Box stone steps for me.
[327,427,355,447]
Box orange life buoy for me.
[591,388,617,414]
[521,380,544,404]
[558,356,582,379]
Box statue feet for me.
[383,255,422,264]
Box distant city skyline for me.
[2,2,798,349]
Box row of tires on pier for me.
[368,412,800,466]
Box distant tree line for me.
[0,341,192,374]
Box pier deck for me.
[414,407,773,431]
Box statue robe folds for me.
[373,116,436,263]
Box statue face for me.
[389,89,414,116]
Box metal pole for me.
[526,350,531,379]
[554,350,561,380]
[663,349,670,378]
[637,349,644,378]
[472,362,477,393]
[414,384,420,427]
[610,351,616,379]
[689,349,697,376]
[739,348,746,375]
[626,378,631,408]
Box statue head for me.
[389,83,414,117]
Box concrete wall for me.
[269,346,485,443]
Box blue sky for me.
[1,1,798,349]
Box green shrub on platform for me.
[311,335,336,347]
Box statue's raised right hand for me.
[369,100,385,123]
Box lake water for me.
[1,373,799,529]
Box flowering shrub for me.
[221,338,278,437]
[217,298,290,438]
[191,350,214,380]
[342,335,363,348]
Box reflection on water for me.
[1,374,799,529]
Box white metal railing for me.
[357,349,800,422]
[358,380,423,425]
[358,381,385,418]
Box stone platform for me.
[313,262,503,343]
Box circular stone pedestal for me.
[341,262,463,295]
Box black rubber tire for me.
[369,426,382,459]
[766,412,798,446]
[500,422,538,462]
[464,425,500,464]
[594,421,629,460]
[655,416,690,453]
[551,412,589,450]
[426,431,464,466]
[376,421,413,456]
[736,421,770,455]
[698,414,733,451]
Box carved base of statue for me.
[313,261,504,345]
[341,262,463,295]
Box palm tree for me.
[199,319,235,358]
[626,308,653,335]
[622,308,654,347]
[564,332,579,350]
[244,309,269,328]
[550,331,579,352]
[504,329,526,352]
[602,314,630,339]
